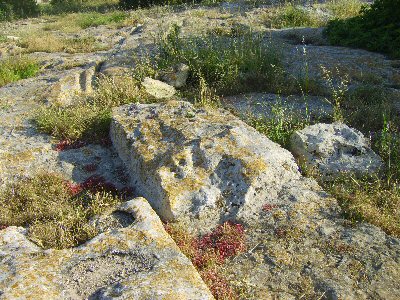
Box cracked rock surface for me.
[0,198,213,300]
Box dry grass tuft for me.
[0,173,121,249]
[18,34,109,53]
[34,74,150,143]
[326,176,400,237]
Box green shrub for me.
[0,0,39,21]
[249,100,313,148]
[326,0,363,19]
[157,25,282,95]
[343,85,394,133]
[265,4,324,29]
[48,0,93,14]
[119,0,192,9]
[35,104,112,142]
[47,0,118,14]
[77,11,128,28]
[374,117,400,179]
[325,0,400,58]
[18,34,109,54]
[326,175,400,237]
[0,57,40,87]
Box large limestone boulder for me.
[290,123,383,179]
[111,101,301,230]
[0,198,213,300]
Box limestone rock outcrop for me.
[111,100,301,230]
[0,198,213,299]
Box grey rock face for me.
[0,198,213,299]
[111,100,302,230]
[290,123,383,179]
[222,92,333,121]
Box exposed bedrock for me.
[111,100,311,230]
[0,198,213,300]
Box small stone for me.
[6,36,20,41]
[161,63,190,88]
[142,77,176,99]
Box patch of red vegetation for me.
[83,163,98,173]
[55,140,86,152]
[81,175,118,194]
[275,227,287,238]
[194,221,246,265]
[0,225,8,230]
[66,175,118,196]
[202,269,237,300]
[262,203,277,212]
[164,221,246,299]
[66,182,83,196]
[119,186,135,199]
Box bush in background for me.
[119,0,190,9]
[0,0,39,21]
[46,0,118,14]
[325,0,400,58]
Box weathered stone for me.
[290,123,383,179]
[47,64,97,105]
[142,77,176,99]
[161,63,190,88]
[0,198,213,299]
[111,100,301,230]
[5,36,20,41]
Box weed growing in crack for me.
[263,3,325,29]
[325,174,400,237]
[165,221,246,299]
[249,99,313,148]
[262,0,363,29]
[18,34,110,54]
[321,65,349,122]
[42,0,120,15]
[76,11,129,28]
[35,103,112,143]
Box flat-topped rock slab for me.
[111,101,301,230]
